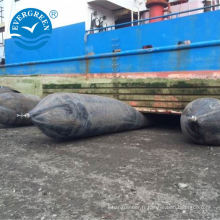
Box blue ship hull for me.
[2,10,220,74]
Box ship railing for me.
[86,4,220,34]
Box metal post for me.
[203,0,212,12]
[131,10,134,26]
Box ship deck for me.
[0,116,220,219]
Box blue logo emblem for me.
[10,8,52,50]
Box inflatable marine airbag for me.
[181,98,220,145]
[28,93,151,140]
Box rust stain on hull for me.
[3,70,220,115]
[43,70,220,80]
[42,70,220,114]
